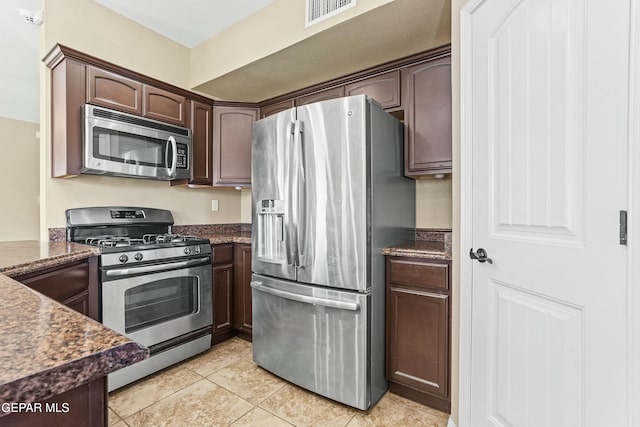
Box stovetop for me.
[65,207,213,264]
[85,233,210,250]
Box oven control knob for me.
[184,247,191,255]
[195,246,201,254]
[119,254,128,263]
[134,253,143,261]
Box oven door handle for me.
[105,257,211,277]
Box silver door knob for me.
[469,248,493,264]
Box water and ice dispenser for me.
[256,199,284,261]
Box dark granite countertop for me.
[0,241,100,278]
[0,242,148,411]
[383,229,452,260]
[203,232,252,245]
[170,224,252,245]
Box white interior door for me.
[461,0,631,425]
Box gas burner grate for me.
[144,234,199,244]
[86,236,145,248]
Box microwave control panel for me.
[176,144,188,169]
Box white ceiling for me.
[0,0,274,124]
[94,0,274,48]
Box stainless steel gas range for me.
[66,207,212,391]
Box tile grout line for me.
[255,404,297,427]
[114,342,255,422]
[203,365,292,426]
[109,367,207,421]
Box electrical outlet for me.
[211,200,219,212]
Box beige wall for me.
[190,0,393,88]
[43,0,190,86]
[240,190,252,224]
[416,177,453,228]
[0,117,39,241]
[190,0,451,102]
[39,0,242,239]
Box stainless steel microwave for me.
[82,104,192,180]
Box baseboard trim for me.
[447,417,458,427]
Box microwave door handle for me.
[167,135,178,177]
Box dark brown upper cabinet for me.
[258,45,451,179]
[345,70,401,109]
[87,65,142,115]
[142,84,187,126]
[296,86,345,106]
[88,66,187,126]
[405,56,452,176]
[50,57,85,177]
[213,106,258,187]
[260,99,295,118]
[188,100,213,185]
[45,45,218,179]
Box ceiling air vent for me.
[306,0,356,27]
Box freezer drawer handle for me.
[251,281,360,311]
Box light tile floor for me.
[109,337,449,427]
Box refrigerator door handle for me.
[251,281,360,311]
[293,120,306,267]
[285,121,297,267]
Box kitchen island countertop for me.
[0,241,148,410]
[0,240,100,278]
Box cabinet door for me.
[345,70,401,109]
[233,244,252,336]
[16,258,99,320]
[405,56,452,176]
[212,264,233,336]
[386,285,449,399]
[86,66,142,115]
[190,100,213,185]
[385,256,450,412]
[296,86,345,106]
[213,107,258,186]
[142,84,187,126]
[261,99,295,118]
[63,292,90,317]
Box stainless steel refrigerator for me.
[251,95,415,410]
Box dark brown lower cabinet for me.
[386,256,451,413]
[2,376,107,427]
[15,257,99,321]
[233,244,252,339]
[211,243,253,344]
[212,244,234,345]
